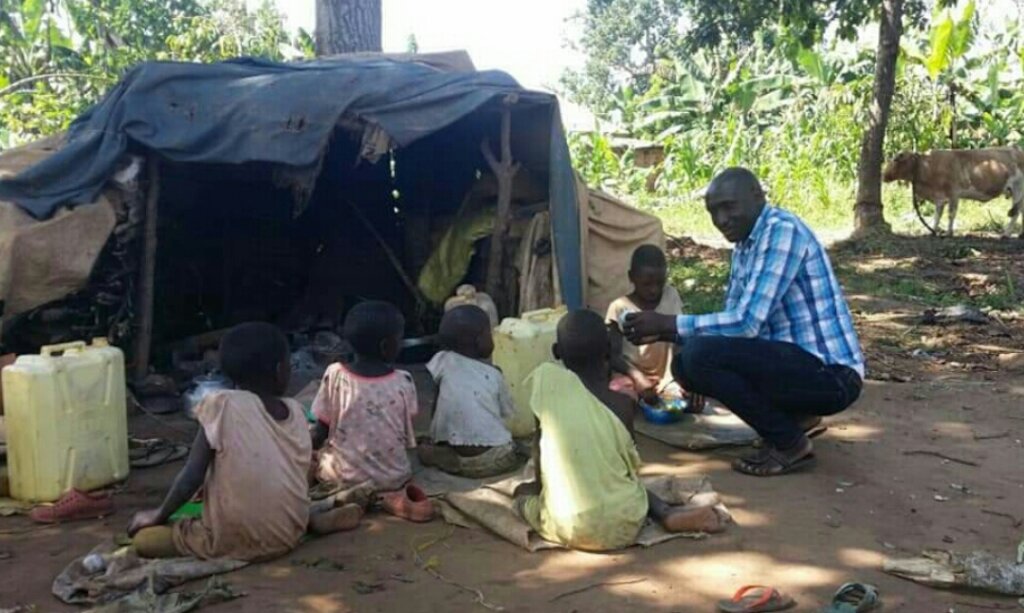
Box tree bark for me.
[133,156,160,382]
[315,0,382,55]
[482,100,521,316]
[853,0,903,236]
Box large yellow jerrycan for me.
[2,339,129,502]
[492,306,567,437]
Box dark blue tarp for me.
[0,57,583,308]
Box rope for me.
[909,160,938,236]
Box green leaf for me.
[21,0,45,40]
[926,13,954,80]
[950,0,976,60]
[796,47,826,85]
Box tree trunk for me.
[853,0,903,236]
[315,0,382,55]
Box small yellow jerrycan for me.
[2,339,129,502]
[491,306,567,437]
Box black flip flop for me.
[733,447,816,477]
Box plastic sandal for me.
[29,489,114,524]
[733,447,816,477]
[821,583,880,613]
[717,585,796,613]
[377,483,435,523]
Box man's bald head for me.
[707,167,765,202]
[705,167,767,243]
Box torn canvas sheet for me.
[53,543,247,606]
[85,576,244,613]
[884,549,1024,596]
[635,404,759,450]
[437,467,730,552]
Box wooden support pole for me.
[347,199,427,309]
[133,156,160,382]
[482,96,520,315]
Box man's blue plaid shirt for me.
[676,205,865,378]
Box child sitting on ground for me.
[606,244,690,407]
[128,322,360,561]
[418,305,520,478]
[310,301,432,522]
[514,310,724,552]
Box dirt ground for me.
[2,235,1023,613]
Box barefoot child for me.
[418,305,520,478]
[311,301,432,522]
[605,245,685,406]
[514,310,722,551]
[128,323,356,561]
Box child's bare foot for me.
[658,505,725,534]
[309,503,363,535]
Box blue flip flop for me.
[821,583,880,613]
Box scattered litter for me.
[352,580,386,595]
[129,437,189,469]
[885,549,1024,596]
[0,498,32,517]
[880,542,897,550]
[837,480,857,488]
[934,495,950,502]
[921,305,990,326]
[291,557,345,572]
[836,488,845,494]
[950,484,970,494]
[973,431,1010,441]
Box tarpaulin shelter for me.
[0,52,662,375]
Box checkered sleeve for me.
[677,221,809,338]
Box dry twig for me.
[549,578,647,602]
[902,450,979,466]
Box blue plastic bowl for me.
[640,399,683,425]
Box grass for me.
[660,215,1023,317]
[630,181,1014,240]
[667,256,728,314]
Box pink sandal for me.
[29,489,114,524]
[377,483,434,523]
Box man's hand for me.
[127,508,164,537]
[623,311,677,345]
[639,385,660,406]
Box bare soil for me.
[2,235,1023,613]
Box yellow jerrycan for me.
[2,339,129,502]
[491,306,567,437]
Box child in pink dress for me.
[311,301,433,522]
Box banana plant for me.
[900,0,978,147]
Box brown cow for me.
[883,147,1024,237]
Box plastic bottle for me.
[444,285,499,328]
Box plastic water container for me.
[1,339,129,502]
[444,285,499,328]
[491,306,567,437]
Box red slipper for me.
[716,585,795,612]
[378,483,434,523]
[29,489,114,524]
